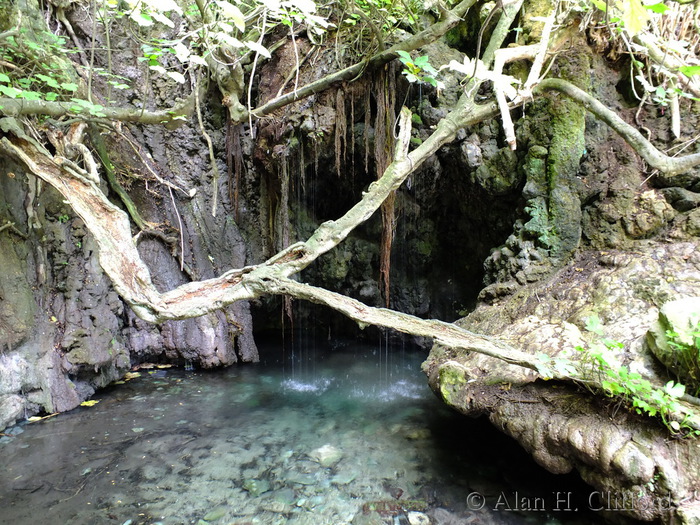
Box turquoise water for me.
[1,340,614,524]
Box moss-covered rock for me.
[472,147,520,196]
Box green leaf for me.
[397,50,412,63]
[644,2,669,13]
[590,0,607,12]
[679,66,700,78]
[19,90,41,100]
[414,55,431,68]
[585,315,605,336]
[0,85,21,98]
[0,72,10,83]
[61,82,79,92]
[36,73,60,89]
[216,1,246,32]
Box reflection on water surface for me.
[1,341,614,524]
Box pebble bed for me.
[0,341,610,525]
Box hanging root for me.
[335,87,347,177]
[374,66,397,307]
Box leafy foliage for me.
[665,317,700,392]
[397,51,440,87]
[577,315,699,435]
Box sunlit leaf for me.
[152,12,175,27]
[644,2,669,13]
[216,33,244,48]
[124,371,142,380]
[173,42,190,63]
[289,0,317,14]
[216,1,246,32]
[131,11,154,27]
[189,55,208,66]
[245,40,271,58]
[664,380,686,398]
[0,73,9,83]
[679,65,700,77]
[590,0,607,12]
[144,0,182,13]
[80,399,100,407]
[584,314,605,336]
[621,0,650,36]
[167,71,186,83]
[150,65,167,75]
[259,0,281,11]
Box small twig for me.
[524,10,557,91]
[0,13,21,41]
[670,79,681,140]
[168,185,186,273]
[0,221,28,238]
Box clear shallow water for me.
[1,340,614,525]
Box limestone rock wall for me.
[424,241,700,523]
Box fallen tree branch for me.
[536,78,700,175]
[0,96,499,322]
[264,276,544,372]
[0,92,195,125]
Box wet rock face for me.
[0,169,130,429]
[424,241,700,523]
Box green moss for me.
[438,363,467,405]
[473,147,520,196]
[519,49,591,260]
[416,239,432,256]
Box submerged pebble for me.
[202,506,228,521]
[308,444,343,467]
[242,478,270,496]
[331,471,356,485]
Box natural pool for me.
[1,340,620,524]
